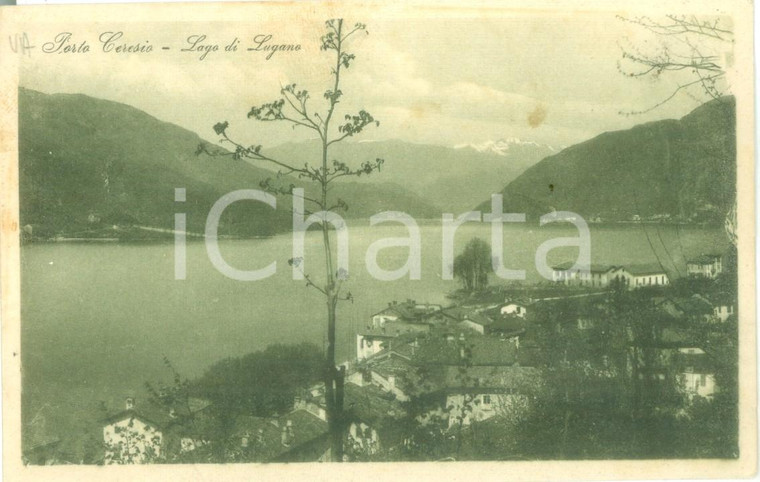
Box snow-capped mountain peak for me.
[454,138,556,156]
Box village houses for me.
[686,254,723,279]
[102,396,214,464]
[355,300,541,430]
[357,300,443,360]
[95,255,734,465]
[551,262,626,287]
[551,262,669,289]
[623,264,670,288]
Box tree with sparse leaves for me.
[199,19,382,462]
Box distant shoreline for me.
[20,219,724,245]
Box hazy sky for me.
[20,11,732,149]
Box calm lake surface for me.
[20,223,728,430]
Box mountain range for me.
[18,88,445,238]
[477,96,736,223]
[454,138,559,157]
[18,87,735,239]
[265,138,554,213]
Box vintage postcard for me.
[0,0,756,480]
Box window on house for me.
[482,395,491,405]
[700,374,706,386]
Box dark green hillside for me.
[19,88,292,238]
[477,97,735,223]
[18,88,438,239]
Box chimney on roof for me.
[125,397,135,410]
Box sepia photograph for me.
[0,1,755,479]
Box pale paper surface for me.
[0,1,755,480]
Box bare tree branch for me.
[617,14,732,114]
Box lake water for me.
[20,223,728,433]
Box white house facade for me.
[500,303,527,318]
[619,265,670,288]
[713,303,735,322]
[551,263,628,288]
[686,254,723,279]
[103,401,164,464]
[356,333,392,360]
[679,370,716,399]
[676,352,716,400]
